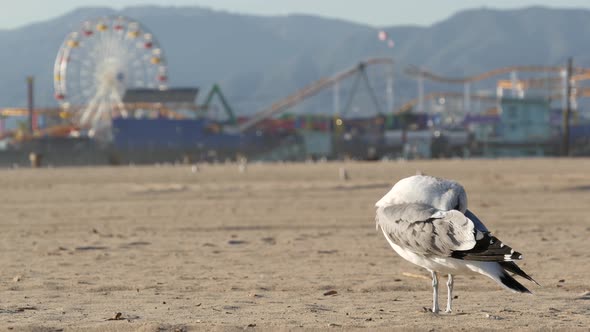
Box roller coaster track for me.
[405,65,590,84]
[237,57,394,133]
[497,71,590,89]
[396,87,590,114]
[399,65,590,114]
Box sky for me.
[3,0,590,29]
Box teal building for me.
[484,97,557,156]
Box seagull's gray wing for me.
[376,203,477,257]
[377,204,523,261]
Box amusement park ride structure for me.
[53,16,168,140]
[2,15,590,155]
[3,59,590,144]
[401,64,590,114]
[236,58,394,133]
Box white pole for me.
[510,71,518,98]
[561,69,567,111]
[463,82,471,113]
[386,62,394,112]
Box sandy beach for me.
[0,159,589,331]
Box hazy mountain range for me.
[1,5,590,115]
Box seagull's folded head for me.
[375,175,468,212]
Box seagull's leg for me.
[431,270,439,313]
[446,274,454,313]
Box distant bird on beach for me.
[375,175,538,313]
[339,167,349,181]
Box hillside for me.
[0,6,589,115]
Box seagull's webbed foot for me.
[422,307,439,314]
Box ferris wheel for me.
[53,16,168,136]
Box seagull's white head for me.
[375,175,468,212]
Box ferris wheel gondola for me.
[53,16,168,138]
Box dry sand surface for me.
[0,159,589,331]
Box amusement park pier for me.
[1,15,589,166]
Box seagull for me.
[375,175,538,313]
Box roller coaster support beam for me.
[342,63,383,116]
[360,64,384,115]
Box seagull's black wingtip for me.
[500,272,532,293]
[499,261,540,286]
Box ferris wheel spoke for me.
[54,15,167,137]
